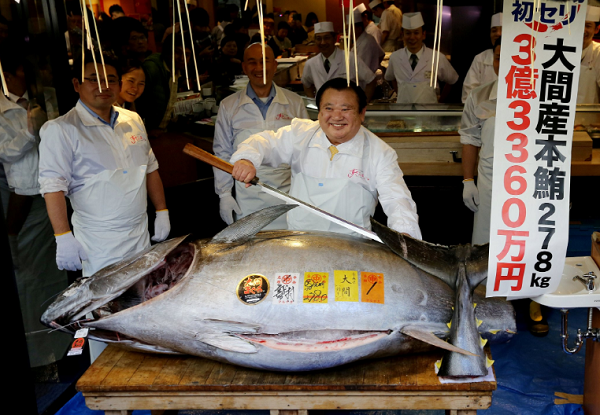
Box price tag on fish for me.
[303,272,329,303]
[272,273,299,304]
[334,270,358,302]
[361,272,385,304]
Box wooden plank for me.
[77,346,126,390]
[205,361,239,385]
[152,356,194,386]
[127,354,170,387]
[230,366,264,386]
[178,357,218,386]
[102,350,147,387]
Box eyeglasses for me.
[83,77,119,85]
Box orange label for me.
[361,272,384,304]
[303,272,329,303]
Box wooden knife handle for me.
[182,143,259,184]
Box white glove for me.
[151,210,171,242]
[462,180,480,212]
[9,235,19,270]
[219,194,241,225]
[55,231,88,271]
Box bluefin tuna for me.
[42,205,515,377]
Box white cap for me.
[314,22,335,34]
[587,6,600,22]
[402,12,424,30]
[369,0,383,9]
[491,12,502,28]
[355,3,367,14]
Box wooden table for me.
[77,345,496,415]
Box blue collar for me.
[246,83,276,119]
[78,99,119,128]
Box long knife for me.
[183,143,383,243]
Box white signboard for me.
[487,0,586,298]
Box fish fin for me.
[211,205,298,244]
[400,326,478,357]
[196,332,258,353]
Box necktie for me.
[410,54,418,70]
[329,145,338,161]
[324,58,330,73]
[16,97,28,109]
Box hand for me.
[55,231,88,271]
[219,194,241,225]
[232,160,256,188]
[462,180,479,212]
[27,104,48,136]
[151,210,171,242]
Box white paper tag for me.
[67,348,84,356]
[272,273,299,304]
[74,328,89,339]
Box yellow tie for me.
[329,145,338,161]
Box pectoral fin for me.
[196,332,258,353]
[400,326,477,357]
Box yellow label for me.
[361,272,384,304]
[303,272,329,303]
[334,270,358,302]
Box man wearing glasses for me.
[301,22,376,101]
[39,52,170,278]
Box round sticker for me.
[236,274,270,305]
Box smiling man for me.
[39,52,170,277]
[230,77,421,239]
[213,43,307,229]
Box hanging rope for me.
[182,0,201,91]
[430,0,443,88]
[257,0,266,85]
[80,0,102,92]
[0,59,8,97]
[175,0,190,89]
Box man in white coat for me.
[39,52,171,278]
[370,0,402,52]
[361,9,382,46]
[460,38,500,245]
[578,6,600,103]
[302,22,376,100]
[461,12,502,103]
[230,77,422,240]
[384,12,459,104]
[213,43,308,229]
[350,7,385,73]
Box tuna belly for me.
[239,330,390,353]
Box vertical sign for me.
[488,0,586,298]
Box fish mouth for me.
[41,236,195,341]
[238,330,391,353]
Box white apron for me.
[397,80,438,104]
[472,114,495,245]
[286,172,378,237]
[233,129,291,230]
[69,165,150,277]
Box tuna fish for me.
[42,205,515,377]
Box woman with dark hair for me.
[211,36,242,87]
[116,61,146,111]
[304,12,319,43]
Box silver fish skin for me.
[83,231,515,372]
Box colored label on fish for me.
[236,274,270,305]
[361,272,384,304]
[303,272,328,303]
[334,270,358,302]
[272,273,299,304]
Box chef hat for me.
[369,0,383,9]
[491,12,502,28]
[587,5,600,22]
[402,12,424,30]
[355,3,367,14]
[314,22,335,34]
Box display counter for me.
[304,100,600,176]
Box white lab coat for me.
[462,49,497,103]
[459,80,498,245]
[365,21,382,46]
[385,46,459,104]
[213,84,308,229]
[39,101,159,276]
[379,4,402,52]
[353,31,385,73]
[302,48,376,93]
[230,118,422,239]
[578,41,600,104]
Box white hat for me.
[354,3,367,14]
[314,22,335,34]
[491,12,502,28]
[587,6,600,22]
[369,0,383,9]
[402,12,424,30]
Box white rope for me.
[175,0,190,89]
[80,0,102,92]
[342,2,349,85]
[430,0,441,88]
[172,0,176,83]
[351,0,358,86]
[0,59,8,97]
[244,0,248,11]
[257,0,266,85]
[434,0,443,89]
[183,0,201,91]
[85,0,108,89]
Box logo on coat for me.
[348,169,369,181]
[275,113,293,120]
[129,135,147,145]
